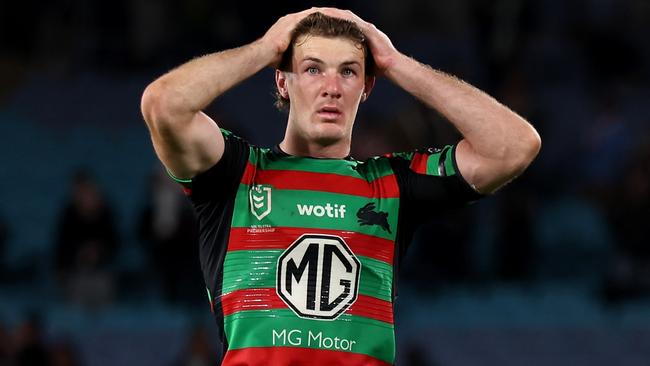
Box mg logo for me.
[277,234,361,320]
[249,185,272,220]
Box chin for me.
[312,123,348,144]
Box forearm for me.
[385,53,537,160]
[143,39,276,119]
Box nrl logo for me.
[249,185,272,220]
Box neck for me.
[279,132,351,159]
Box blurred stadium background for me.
[1,0,650,365]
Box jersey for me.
[171,129,482,366]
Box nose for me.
[321,74,342,99]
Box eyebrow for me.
[341,60,362,68]
[302,56,324,64]
[301,57,362,68]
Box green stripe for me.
[165,168,192,184]
[225,309,395,363]
[426,152,441,176]
[220,128,234,138]
[421,145,457,177]
[247,146,266,166]
[445,145,457,175]
[389,151,414,160]
[233,186,398,241]
[247,148,395,181]
[222,250,393,302]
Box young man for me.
[141,8,540,366]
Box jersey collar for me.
[272,144,355,161]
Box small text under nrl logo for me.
[356,202,391,233]
[249,185,272,220]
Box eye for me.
[342,68,356,77]
[306,66,319,75]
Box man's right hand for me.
[260,8,319,68]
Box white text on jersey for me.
[296,203,346,219]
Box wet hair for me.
[275,12,375,110]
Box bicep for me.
[149,111,225,180]
[390,152,481,210]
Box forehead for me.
[293,35,365,65]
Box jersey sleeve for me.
[167,128,250,204]
[388,144,483,210]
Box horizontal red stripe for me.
[221,288,393,324]
[240,161,255,185]
[228,227,394,264]
[221,288,285,315]
[409,153,428,174]
[240,162,399,198]
[222,346,392,366]
[349,294,394,324]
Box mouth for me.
[316,105,343,121]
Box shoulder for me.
[175,128,254,202]
[353,155,395,180]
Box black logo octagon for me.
[276,234,361,320]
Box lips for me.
[317,105,343,120]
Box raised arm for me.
[140,9,316,179]
[319,8,542,194]
[383,56,541,194]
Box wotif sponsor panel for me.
[296,203,346,218]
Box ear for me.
[362,75,376,102]
[275,70,289,99]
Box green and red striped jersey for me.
[171,129,482,365]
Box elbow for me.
[470,127,541,195]
[511,128,542,175]
[140,84,156,128]
[140,81,187,132]
[140,82,166,131]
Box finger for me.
[298,7,320,17]
[284,8,313,22]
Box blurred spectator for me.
[137,169,200,304]
[494,186,537,282]
[173,326,217,366]
[401,207,476,288]
[580,91,632,200]
[13,314,50,366]
[54,169,119,308]
[491,70,541,283]
[0,321,12,364]
[49,340,82,366]
[602,143,650,302]
[472,0,534,89]
[401,343,433,366]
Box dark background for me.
[1,1,649,365]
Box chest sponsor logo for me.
[296,203,346,219]
[249,185,272,220]
[277,234,361,320]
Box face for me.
[277,35,374,146]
